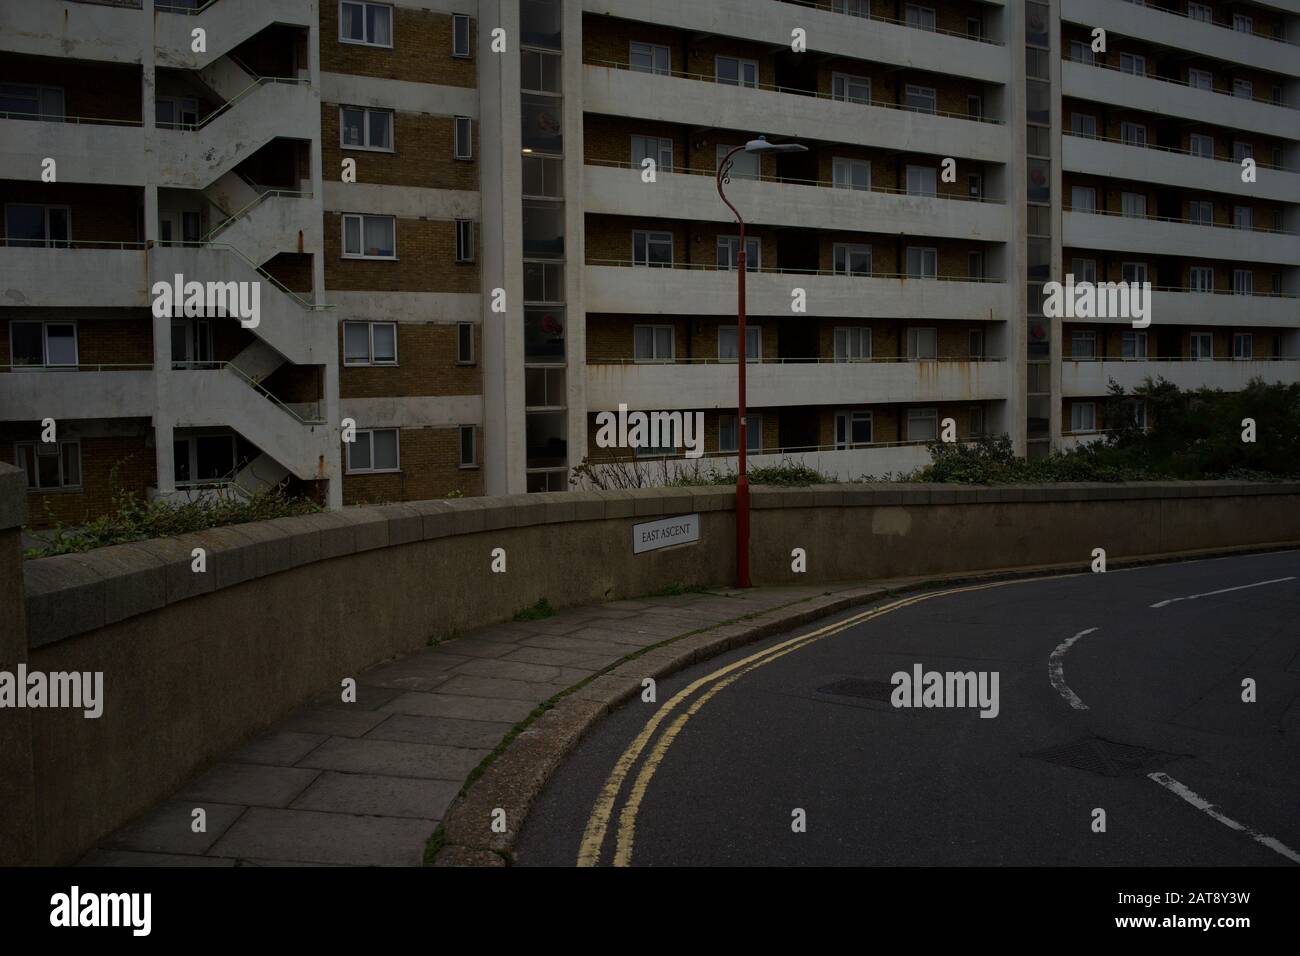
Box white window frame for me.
[633,324,675,363]
[1233,205,1253,229]
[1129,399,1147,431]
[718,413,763,454]
[905,164,938,197]
[0,82,65,121]
[831,72,871,104]
[906,407,939,442]
[1122,261,1149,284]
[629,41,670,76]
[4,203,71,247]
[834,410,873,449]
[457,322,475,364]
[15,439,81,491]
[1070,186,1097,212]
[9,319,78,368]
[458,424,477,467]
[833,0,870,17]
[1233,332,1253,360]
[1233,269,1254,295]
[632,230,673,267]
[1188,199,1213,225]
[452,13,472,58]
[341,213,396,259]
[1190,266,1214,293]
[1071,330,1097,359]
[174,433,238,487]
[905,246,938,280]
[1121,330,1147,360]
[1233,14,1253,34]
[342,320,397,366]
[631,135,673,173]
[455,218,475,263]
[1189,133,1214,158]
[716,235,761,272]
[1069,41,1095,65]
[1233,78,1253,99]
[715,55,759,89]
[907,327,938,360]
[1070,402,1097,433]
[717,144,760,180]
[1121,191,1147,218]
[1190,332,1214,360]
[904,4,936,31]
[1070,112,1097,138]
[833,327,872,362]
[832,156,871,191]
[339,106,394,152]
[453,115,473,160]
[833,242,871,276]
[339,1,394,48]
[1232,141,1253,163]
[1070,257,1098,284]
[1120,53,1147,76]
[718,325,761,364]
[1188,3,1212,23]
[968,329,985,359]
[904,84,937,114]
[1188,68,1214,91]
[1120,121,1147,146]
[345,427,401,474]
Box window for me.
[968,251,984,279]
[717,235,760,272]
[1188,199,1213,225]
[458,425,476,467]
[632,230,673,267]
[905,4,936,30]
[833,0,870,16]
[905,247,938,279]
[452,13,471,57]
[1233,79,1253,99]
[15,440,81,490]
[455,218,475,262]
[1071,330,1096,359]
[521,50,561,93]
[1233,333,1253,360]
[1122,261,1148,284]
[1189,133,1214,158]
[904,85,937,114]
[339,1,392,47]
[0,83,65,121]
[1070,113,1097,138]
[1129,399,1147,431]
[630,41,670,75]
[1120,121,1147,147]
[967,95,983,120]
[1191,332,1214,360]
[834,411,873,449]
[1232,141,1253,163]
[10,320,76,368]
[1190,266,1214,292]
[967,17,983,40]
[174,434,238,486]
[833,327,871,362]
[453,116,473,160]
[524,260,563,302]
[1121,330,1147,359]
[1188,3,1212,23]
[905,165,937,197]
[907,407,939,442]
[1233,14,1253,34]
[155,96,198,129]
[1070,402,1096,433]
[715,55,759,88]
[346,427,400,473]
[970,406,985,436]
[718,414,763,454]
[907,327,938,360]
[1121,192,1147,218]
[832,157,870,191]
[457,323,474,364]
[1120,53,1146,76]
[719,325,761,363]
[1188,68,1213,91]
[631,135,673,172]
[1069,41,1095,65]
[1233,269,1253,295]
[833,243,871,276]
[717,144,759,180]
[5,204,70,247]
[170,319,212,368]
[1233,205,1253,229]
[343,321,397,366]
[1071,257,1098,284]
[342,213,395,258]
[340,106,392,150]
[1070,186,1096,212]
[633,325,674,362]
[522,154,563,197]
[831,73,871,104]
[968,329,985,359]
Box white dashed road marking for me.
[1048,627,1097,710]
[1149,576,1295,609]
[1148,772,1300,865]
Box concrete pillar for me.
[0,464,36,865]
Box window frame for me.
[903,84,937,114]
[1188,132,1214,158]
[833,410,873,449]
[716,234,761,272]
[458,424,477,468]
[338,0,394,49]
[633,324,675,363]
[905,164,938,197]
[342,320,398,367]
[1190,332,1214,360]
[1232,269,1254,295]
[15,439,82,491]
[173,433,239,488]
[718,413,763,454]
[339,105,394,152]
[832,327,872,362]
[905,246,938,280]
[9,318,78,368]
[629,41,671,76]
[454,218,476,263]
[832,242,871,276]
[831,72,871,105]
[631,134,674,173]
[1232,332,1253,360]
[345,426,401,474]
[906,327,939,361]
[715,54,759,89]
[452,13,472,57]
[4,202,72,248]
[718,325,762,364]
[631,229,673,267]
[906,407,939,442]
[831,156,871,191]
[341,212,397,260]
[456,322,475,365]
[1070,402,1097,433]
[453,115,473,160]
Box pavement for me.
[517,550,1300,866]
[80,582,872,866]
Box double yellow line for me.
[577,575,1067,866]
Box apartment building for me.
[0,0,1296,526]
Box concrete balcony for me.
[207,190,319,267]
[583,64,1008,164]
[1149,291,1299,329]
[583,163,1009,241]
[0,117,145,186]
[580,442,939,484]
[584,264,1008,321]
[163,368,332,481]
[156,80,318,189]
[586,359,1009,411]
[1062,0,1300,78]
[1062,358,1300,396]
[154,0,314,70]
[0,0,148,64]
[0,369,154,422]
[583,0,1009,84]
[1062,60,1298,140]
[1063,133,1300,205]
[0,245,148,308]
[1063,210,1299,266]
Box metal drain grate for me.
[1024,736,1182,777]
[817,678,896,702]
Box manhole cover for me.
[1024,736,1183,777]
[817,678,896,702]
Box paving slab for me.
[379,691,538,723]
[362,714,514,748]
[81,850,238,867]
[296,737,488,780]
[207,807,435,866]
[180,763,320,808]
[278,706,392,738]
[436,674,572,702]
[291,772,460,820]
[233,732,327,766]
[102,800,246,856]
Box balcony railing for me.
[0,239,147,250]
[586,258,1002,282]
[591,355,1005,366]
[586,58,1003,124]
[0,110,141,127]
[0,363,152,372]
[592,436,972,463]
[1064,355,1293,363]
[220,361,324,424]
[202,188,313,241]
[1063,55,1295,110]
[776,0,1003,45]
[157,76,309,132]
[1064,206,1295,236]
[586,159,1005,204]
[1103,0,1295,46]
[1063,130,1296,174]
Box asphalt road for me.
[516,550,1300,866]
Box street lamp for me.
[716,136,807,588]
